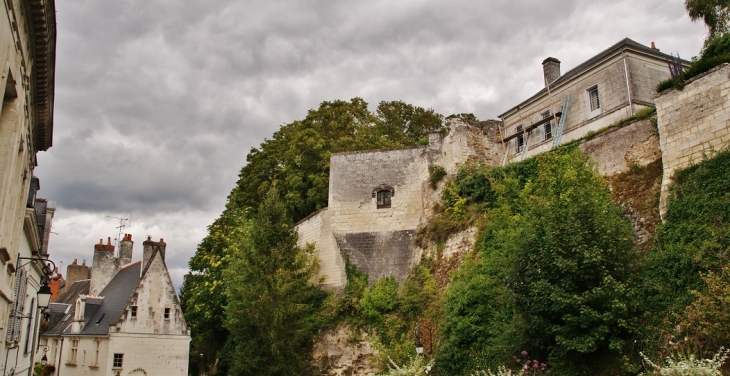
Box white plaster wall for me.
[108,333,189,376]
[117,256,187,335]
[57,337,110,376]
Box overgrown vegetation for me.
[434,147,636,376]
[656,33,730,92]
[428,165,447,189]
[182,98,448,374]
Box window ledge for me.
[65,362,77,366]
[89,364,99,369]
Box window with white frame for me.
[515,125,525,153]
[586,85,602,118]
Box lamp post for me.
[414,323,432,355]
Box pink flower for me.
[521,350,528,356]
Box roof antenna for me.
[106,214,132,253]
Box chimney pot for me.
[82,260,86,266]
[73,258,77,265]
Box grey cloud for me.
[37,0,707,289]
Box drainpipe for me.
[56,338,63,376]
[622,50,634,116]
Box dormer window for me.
[372,185,394,209]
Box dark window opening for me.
[113,353,123,368]
[377,190,392,208]
[515,125,524,153]
[130,306,137,318]
[164,308,170,320]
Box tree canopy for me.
[686,0,730,35]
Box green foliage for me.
[446,113,479,123]
[638,149,730,359]
[639,347,730,375]
[229,98,445,224]
[223,188,329,376]
[702,33,730,59]
[685,0,730,35]
[428,165,447,189]
[185,98,447,367]
[435,148,636,375]
[510,150,635,359]
[656,50,730,92]
[378,356,434,376]
[680,264,730,353]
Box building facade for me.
[40,235,190,376]
[1,0,57,374]
[498,38,686,163]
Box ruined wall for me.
[297,121,502,289]
[579,117,660,175]
[656,63,730,217]
[312,325,378,376]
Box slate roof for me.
[42,262,142,337]
[77,262,141,336]
[43,279,90,336]
[499,38,684,118]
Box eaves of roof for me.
[498,38,688,119]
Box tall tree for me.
[224,188,328,376]
[686,0,730,35]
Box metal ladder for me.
[552,93,570,148]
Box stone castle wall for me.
[656,63,730,217]
[297,120,502,288]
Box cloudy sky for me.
[36,0,707,289]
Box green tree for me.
[184,98,446,367]
[686,0,730,35]
[224,188,328,376]
[510,150,635,363]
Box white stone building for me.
[40,235,191,376]
[498,38,688,163]
[1,0,58,374]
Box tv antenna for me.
[106,214,132,251]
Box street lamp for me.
[414,323,432,355]
[16,256,58,309]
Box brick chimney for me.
[66,258,91,289]
[90,237,119,296]
[119,233,134,266]
[142,236,166,272]
[542,57,561,87]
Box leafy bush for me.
[428,165,447,189]
[378,356,434,376]
[656,54,730,92]
[637,149,730,364]
[701,33,730,60]
[639,347,729,375]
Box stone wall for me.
[313,325,378,376]
[655,63,730,217]
[579,117,660,176]
[297,120,502,289]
